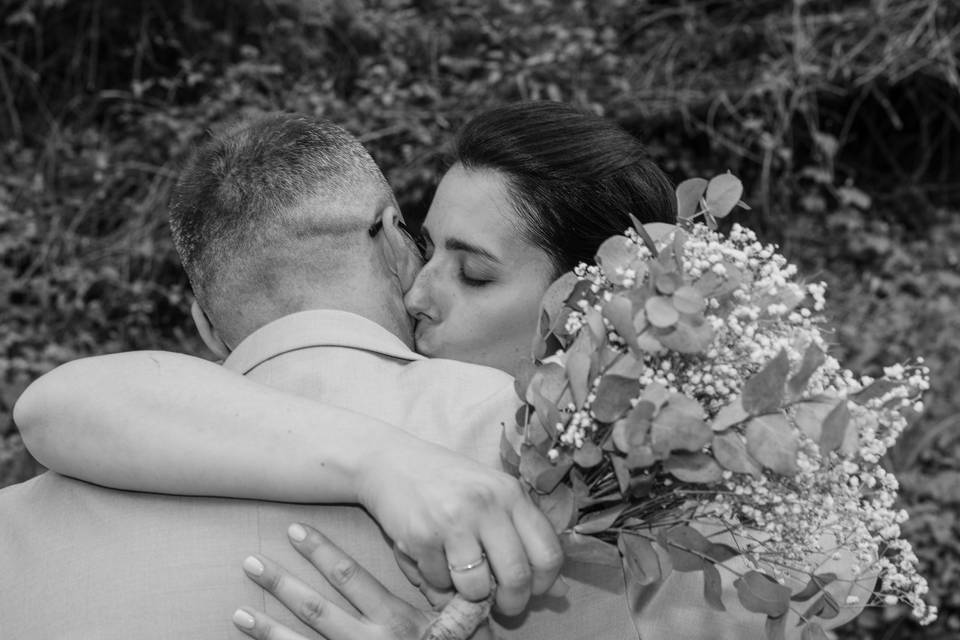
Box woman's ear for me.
[379,205,423,293]
[190,299,230,361]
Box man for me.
[1,114,633,639]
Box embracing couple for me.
[3,103,820,639]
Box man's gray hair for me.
[168,113,391,308]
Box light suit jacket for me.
[0,310,635,640]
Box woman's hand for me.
[357,444,562,616]
[234,523,494,640]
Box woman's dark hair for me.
[452,101,676,275]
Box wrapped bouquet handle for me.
[422,593,492,640]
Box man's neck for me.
[217,295,414,353]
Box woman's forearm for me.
[13,351,411,502]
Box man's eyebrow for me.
[446,237,501,264]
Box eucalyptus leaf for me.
[574,504,625,535]
[565,279,595,310]
[672,285,707,315]
[500,424,522,474]
[712,398,750,431]
[640,382,671,411]
[702,562,726,611]
[612,408,651,453]
[764,612,787,640]
[712,431,762,476]
[756,284,805,317]
[704,173,744,219]
[671,227,688,268]
[528,385,562,440]
[655,316,715,354]
[655,271,682,295]
[611,454,632,495]
[514,358,537,403]
[792,400,836,442]
[540,271,579,328]
[619,532,663,586]
[547,305,572,338]
[560,531,621,566]
[742,350,790,415]
[527,362,568,406]
[733,570,792,617]
[705,542,739,564]
[627,472,657,499]
[573,439,603,468]
[585,306,607,345]
[800,592,840,621]
[664,452,725,483]
[696,261,743,298]
[630,214,660,256]
[788,344,826,400]
[604,350,644,378]
[636,331,666,353]
[659,525,710,572]
[791,573,837,602]
[820,400,850,455]
[533,482,576,533]
[625,445,658,470]
[651,394,711,454]
[645,295,679,328]
[602,295,640,354]
[745,414,800,476]
[565,350,591,408]
[693,270,724,296]
[676,177,708,221]
[596,235,640,285]
[592,374,641,422]
[524,412,551,447]
[642,222,679,244]
[840,410,865,455]
[850,378,900,405]
[520,444,572,493]
[800,622,830,640]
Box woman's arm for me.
[16,351,396,502]
[13,350,563,614]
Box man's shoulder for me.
[0,470,57,502]
[400,357,516,398]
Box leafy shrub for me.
[1,1,957,636]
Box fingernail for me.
[243,555,264,576]
[288,523,307,542]
[232,609,255,629]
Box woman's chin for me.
[412,329,440,358]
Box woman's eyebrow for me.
[446,237,501,264]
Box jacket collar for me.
[223,309,423,375]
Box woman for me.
[17,102,683,637]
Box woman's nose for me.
[403,267,436,321]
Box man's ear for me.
[190,299,230,361]
[380,205,423,293]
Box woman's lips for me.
[413,321,434,353]
[413,320,439,357]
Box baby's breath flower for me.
[525,220,934,626]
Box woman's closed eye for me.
[458,267,493,287]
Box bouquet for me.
[425,174,935,640]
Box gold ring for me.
[448,553,487,573]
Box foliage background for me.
[1,0,957,637]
